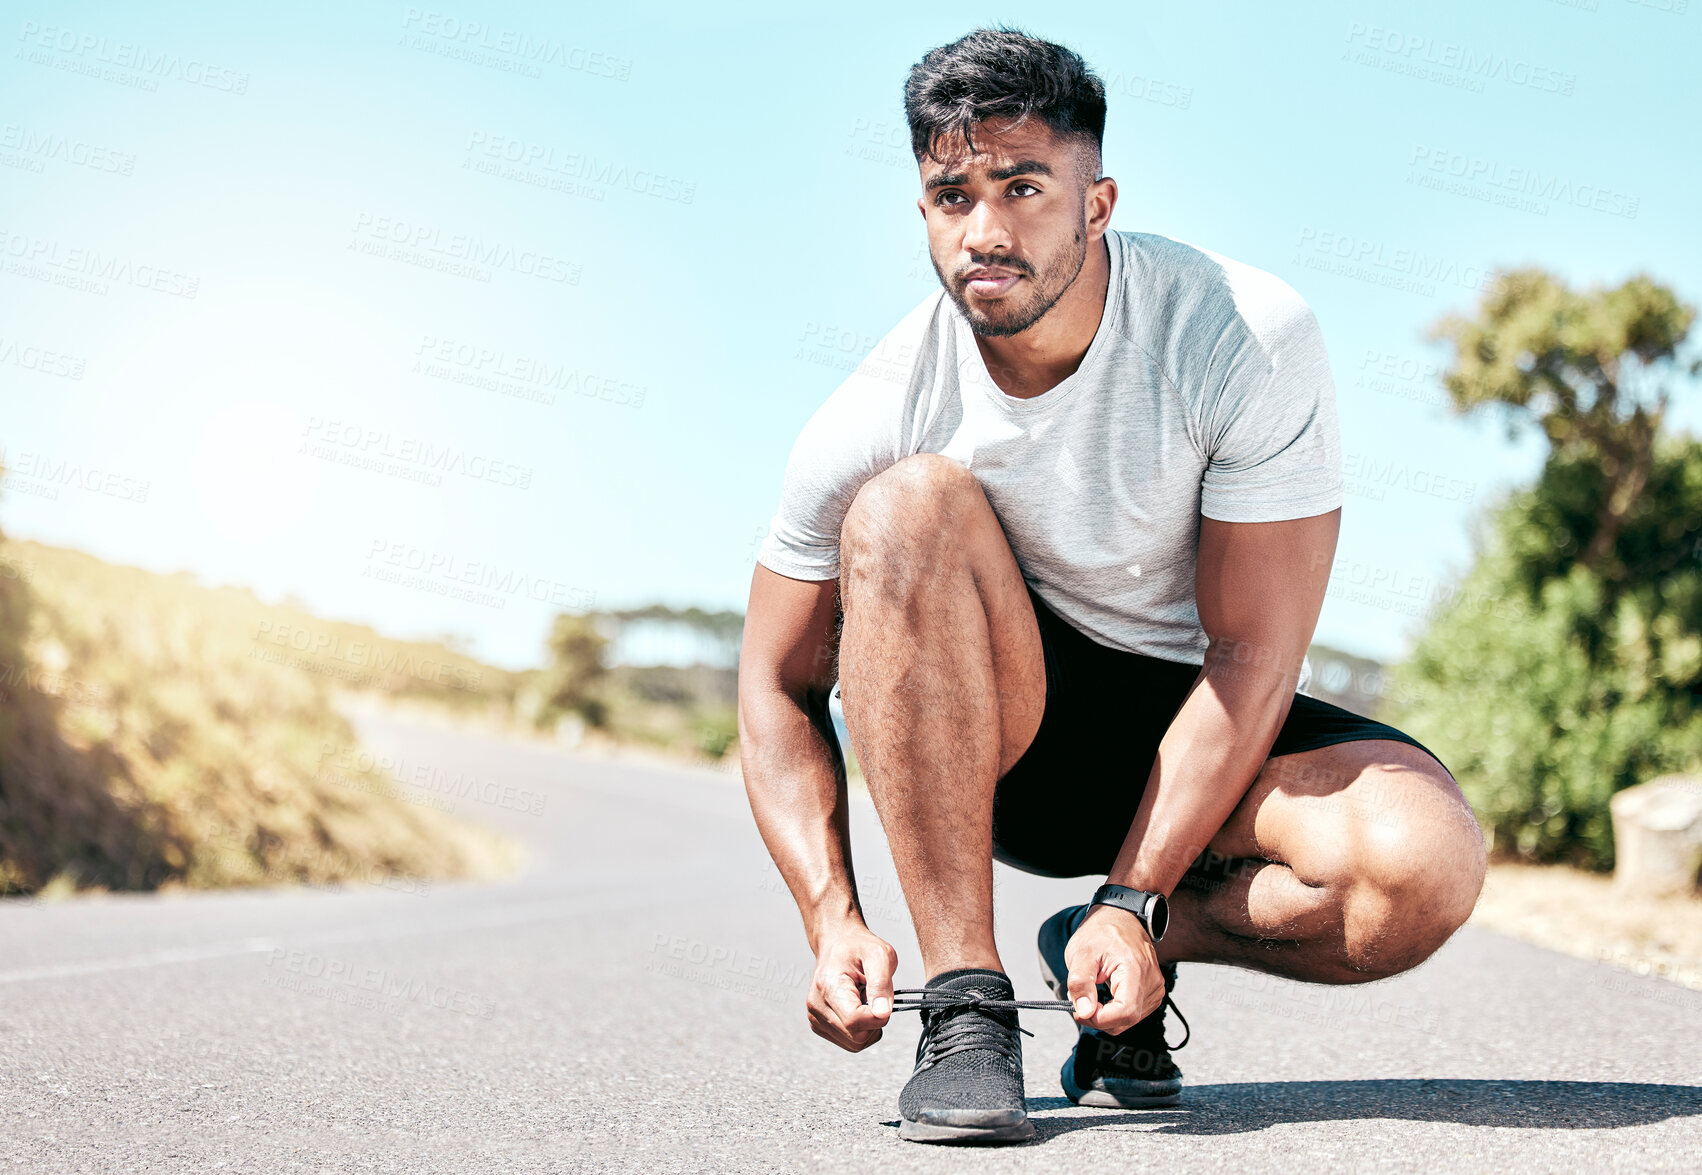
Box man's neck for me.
[974,235,1111,399]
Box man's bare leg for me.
[832,456,1484,989]
[834,453,1047,980]
[1158,738,1488,983]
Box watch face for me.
[1148,894,1169,941]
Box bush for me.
[535,612,610,730]
[1381,440,1702,868]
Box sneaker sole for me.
[899,1117,1036,1144]
[1037,913,1182,1110]
[1058,1056,1182,1108]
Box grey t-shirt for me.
[756,229,1342,690]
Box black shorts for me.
[991,583,1450,879]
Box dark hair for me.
[904,27,1106,173]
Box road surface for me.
[2,705,1699,1173]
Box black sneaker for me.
[891,968,1035,1144]
[1036,904,1190,1108]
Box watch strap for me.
[1089,883,1168,942]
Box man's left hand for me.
[1064,903,1167,1035]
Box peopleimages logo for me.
[1343,450,1476,504]
[16,21,251,93]
[1292,227,1491,297]
[364,536,598,610]
[249,619,483,691]
[463,132,695,204]
[1408,146,1639,219]
[399,9,632,80]
[0,229,199,298]
[299,416,535,490]
[264,948,496,1018]
[349,212,580,285]
[1342,22,1577,96]
[0,124,136,175]
[1100,69,1194,109]
[0,446,150,503]
[1353,349,1449,409]
[318,742,548,816]
[412,335,646,409]
[0,334,86,380]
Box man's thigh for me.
[834,452,1048,779]
[1204,737,1481,888]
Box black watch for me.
[1089,883,1169,943]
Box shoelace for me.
[1133,994,1190,1053]
[891,987,1191,1060]
[1165,996,1190,1050]
[1080,988,1190,1053]
[889,989,1074,1065]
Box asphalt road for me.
[3,706,1699,1173]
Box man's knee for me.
[1335,763,1488,979]
[840,455,981,595]
[842,455,976,553]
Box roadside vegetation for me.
[0,531,738,896]
[0,533,512,895]
[1382,269,1701,870]
[10,268,1691,898]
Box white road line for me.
[0,871,719,986]
[0,937,283,984]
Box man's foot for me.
[1036,904,1190,1108]
[894,968,1035,1144]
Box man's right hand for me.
[806,923,897,1052]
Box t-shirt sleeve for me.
[1196,292,1343,523]
[755,376,902,582]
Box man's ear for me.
[916,197,926,219]
[1085,175,1117,238]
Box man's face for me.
[917,119,1096,338]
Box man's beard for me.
[932,227,1089,339]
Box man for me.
[737,27,1486,1145]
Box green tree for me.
[1383,442,1702,867]
[1384,270,1702,868]
[1429,268,1697,576]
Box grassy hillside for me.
[0,535,513,896]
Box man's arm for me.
[738,563,896,1051]
[1063,509,1339,1032]
[1113,508,1340,892]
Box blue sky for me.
[2,1,1698,669]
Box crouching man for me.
[736,27,1487,1145]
